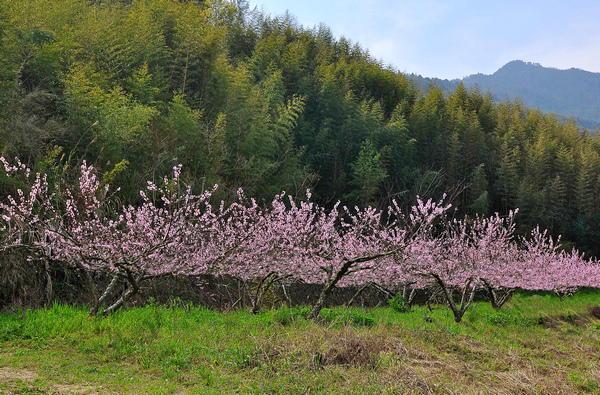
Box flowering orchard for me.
[1,159,598,320]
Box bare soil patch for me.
[0,367,38,381]
[0,367,98,394]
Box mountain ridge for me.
[410,60,600,129]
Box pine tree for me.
[469,164,489,216]
[495,143,520,213]
[576,149,600,220]
[349,139,388,206]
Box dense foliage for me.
[0,0,599,260]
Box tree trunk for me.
[101,271,144,316]
[250,272,279,314]
[43,258,53,306]
[432,274,477,323]
[307,278,337,320]
[73,258,98,306]
[345,282,372,308]
[481,279,514,309]
[89,274,122,317]
[402,283,417,311]
[488,285,514,309]
[307,251,396,320]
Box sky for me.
[245,0,600,80]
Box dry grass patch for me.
[402,323,600,394]
[0,367,99,394]
[0,367,38,382]
[228,310,600,393]
[318,326,404,368]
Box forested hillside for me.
[0,0,599,257]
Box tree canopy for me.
[0,0,599,257]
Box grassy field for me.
[1,291,600,394]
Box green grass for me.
[1,291,600,394]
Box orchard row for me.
[1,159,598,322]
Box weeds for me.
[0,291,599,393]
[487,312,536,327]
[318,309,377,327]
[388,293,410,313]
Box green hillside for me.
[0,0,599,256]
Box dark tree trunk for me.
[43,258,53,306]
[307,251,397,320]
[89,274,122,317]
[481,280,514,309]
[307,260,354,320]
[402,283,417,311]
[250,272,281,314]
[432,274,477,323]
[101,271,145,316]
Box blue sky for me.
[246,0,600,80]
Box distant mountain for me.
[411,60,600,129]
